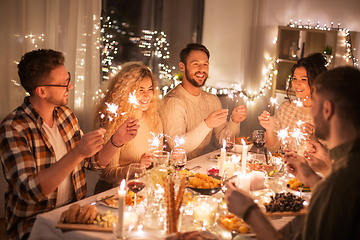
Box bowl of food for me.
[187,173,222,195]
[233,137,253,153]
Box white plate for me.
[232,144,253,153]
[282,179,312,199]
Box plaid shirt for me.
[0,97,103,240]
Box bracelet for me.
[110,135,124,148]
[242,203,259,222]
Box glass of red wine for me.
[219,130,236,152]
[170,148,187,171]
[126,163,146,211]
[252,130,266,160]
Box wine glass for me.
[219,130,236,152]
[252,130,265,160]
[170,148,187,171]
[126,163,146,211]
[152,150,170,167]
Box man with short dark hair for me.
[0,49,139,239]
[225,66,360,240]
[160,43,247,159]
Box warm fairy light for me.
[128,90,139,109]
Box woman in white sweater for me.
[258,53,327,155]
[93,62,163,194]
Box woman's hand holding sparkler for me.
[112,117,140,146]
[258,111,275,130]
[299,122,316,141]
[231,105,248,123]
[140,152,153,169]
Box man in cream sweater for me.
[160,43,247,159]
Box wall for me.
[202,0,360,138]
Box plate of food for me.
[187,173,222,195]
[217,213,255,237]
[209,153,232,161]
[283,177,312,198]
[263,192,307,217]
[233,137,253,153]
[97,191,144,208]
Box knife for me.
[89,194,115,206]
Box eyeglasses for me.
[36,72,71,90]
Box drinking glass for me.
[170,148,187,171]
[126,163,146,211]
[219,130,236,152]
[252,130,265,159]
[152,150,170,167]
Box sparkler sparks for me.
[268,97,279,109]
[277,127,289,146]
[105,102,118,117]
[293,98,303,107]
[291,127,307,146]
[174,136,186,148]
[128,90,139,109]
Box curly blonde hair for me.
[94,61,162,143]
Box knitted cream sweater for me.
[160,84,240,159]
[267,100,313,155]
[98,116,161,184]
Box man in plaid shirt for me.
[0,49,140,239]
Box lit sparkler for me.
[148,132,162,151]
[277,127,289,149]
[101,102,119,121]
[291,127,307,150]
[293,98,303,107]
[268,97,279,111]
[174,136,186,148]
[129,90,140,109]
[226,90,237,109]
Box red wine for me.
[225,143,235,151]
[175,163,186,170]
[254,141,265,148]
[127,181,145,194]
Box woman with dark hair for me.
[258,53,327,155]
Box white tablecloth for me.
[28,150,293,240]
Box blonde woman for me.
[94,62,163,194]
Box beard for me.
[46,93,68,106]
[184,66,208,88]
[313,104,330,141]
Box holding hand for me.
[284,152,321,188]
[258,111,274,131]
[140,152,153,168]
[112,117,140,146]
[205,109,229,128]
[225,182,256,219]
[231,105,247,123]
[74,128,107,159]
[304,139,331,175]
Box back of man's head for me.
[17,49,64,94]
[179,43,210,64]
[314,66,360,129]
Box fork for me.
[89,194,115,206]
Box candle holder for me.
[193,196,218,227]
[112,211,138,239]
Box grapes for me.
[264,192,305,213]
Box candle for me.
[219,140,226,176]
[241,139,248,174]
[118,179,126,239]
[250,171,265,191]
[193,196,218,226]
[236,173,251,192]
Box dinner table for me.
[28,149,298,240]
